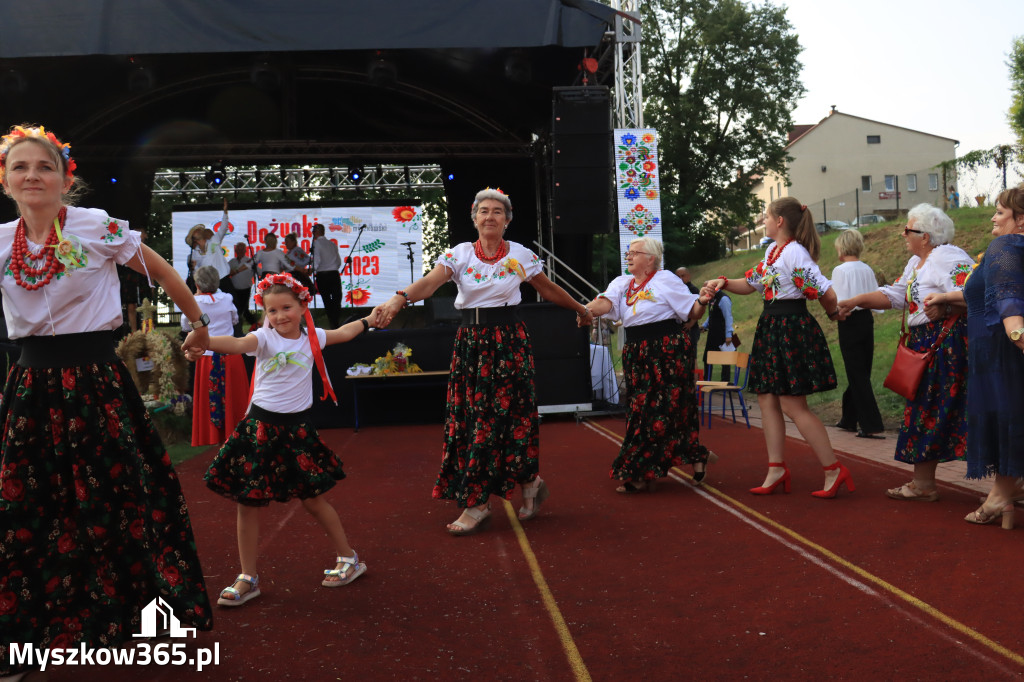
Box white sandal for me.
[447,504,492,536]
[322,552,367,587]
[518,478,550,521]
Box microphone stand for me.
[343,224,366,308]
[401,241,416,285]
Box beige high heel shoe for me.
[965,502,1015,530]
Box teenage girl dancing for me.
[701,197,854,498]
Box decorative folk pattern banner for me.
[614,128,662,274]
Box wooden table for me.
[345,370,450,431]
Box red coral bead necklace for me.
[625,270,656,307]
[473,239,509,263]
[10,207,67,291]
[766,239,793,267]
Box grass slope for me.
[687,207,994,428]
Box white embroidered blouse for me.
[247,326,328,413]
[0,206,144,338]
[598,270,699,326]
[744,241,832,302]
[436,241,544,308]
[878,244,973,327]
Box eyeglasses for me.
[902,225,924,235]
[624,250,650,258]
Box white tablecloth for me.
[589,344,620,404]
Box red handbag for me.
[883,307,959,401]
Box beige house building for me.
[752,109,959,224]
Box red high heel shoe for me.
[750,462,791,495]
[811,461,855,498]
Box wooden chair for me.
[697,351,750,429]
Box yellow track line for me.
[583,418,1024,669]
[502,500,593,682]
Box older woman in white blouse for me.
[838,203,972,502]
[583,236,712,493]
[373,188,590,535]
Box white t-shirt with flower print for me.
[598,270,700,326]
[878,244,973,327]
[435,241,544,309]
[0,206,143,338]
[744,241,832,302]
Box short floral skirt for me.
[0,360,212,676]
[613,324,709,482]
[749,305,837,395]
[894,319,968,464]
[434,321,539,508]
[204,405,345,507]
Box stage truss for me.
[151,164,445,196]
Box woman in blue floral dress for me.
[703,197,853,498]
[838,203,971,503]
[373,189,592,535]
[0,125,213,678]
[583,237,712,492]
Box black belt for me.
[460,306,519,326]
[248,403,314,427]
[761,299,808,317]
[624,319,682,344]
[17,330,117,368]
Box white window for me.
[861,176,872,192]
[928,173,939,191]
[769,186,774,202]
[777,182,781,198]
[907,174,917,192]
[884,175,896,192]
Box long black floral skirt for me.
[433,322,539,508]
[613,328,709,482]
[0,360,212,676]
[204,406,345,507]
[749,309,837,395]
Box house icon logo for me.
[133,597,197,638]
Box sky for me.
[776,0,1023,194]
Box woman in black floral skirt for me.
[373,188,592,535]
[0,124,213,679]
[582,236,713,493]
[702,197,854,498]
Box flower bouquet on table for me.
[370,343,422,375]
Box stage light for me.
[348,164,364,185]
[368,51,397,86]
[110,177,118,184]
[205,161,226,186]
[447,173,455,181]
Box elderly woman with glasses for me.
[838,203,972,502]
[581,237,713,493]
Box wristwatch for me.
[1010,327,1024,341]
[188,313,211,330]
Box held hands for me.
[835,300,856,321]
[922,292,947,322]
[373,296,405,328]
[181,327,210,362]
[576,306,595,328]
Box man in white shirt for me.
[311,223,343,327]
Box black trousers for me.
[837,309,884,432]
[315,270,343,328]
[231,283,255,325]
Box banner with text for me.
[614,129,662,274]
[172,204,423,310]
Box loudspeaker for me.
[551,86,613,234]
[519,302,591,408]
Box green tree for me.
[641,0,804,267]
[1009,36,1024,144]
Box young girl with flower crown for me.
[191,272,375,606]
[701,197,854,498]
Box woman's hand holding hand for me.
[576,306,594,328]
[922,292,946,322]
[181,327,210,361]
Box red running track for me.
[43,416,1024,681]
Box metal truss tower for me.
[612,0,643,129]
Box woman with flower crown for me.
[372,188,592,535]
[580,236,714,493]
[0,124,213,679]
[702,197,854,498]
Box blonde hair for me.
[629,236,663,270]
[834,229,864,259]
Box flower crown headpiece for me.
[253,272,311,307]
[0,125,77,184]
